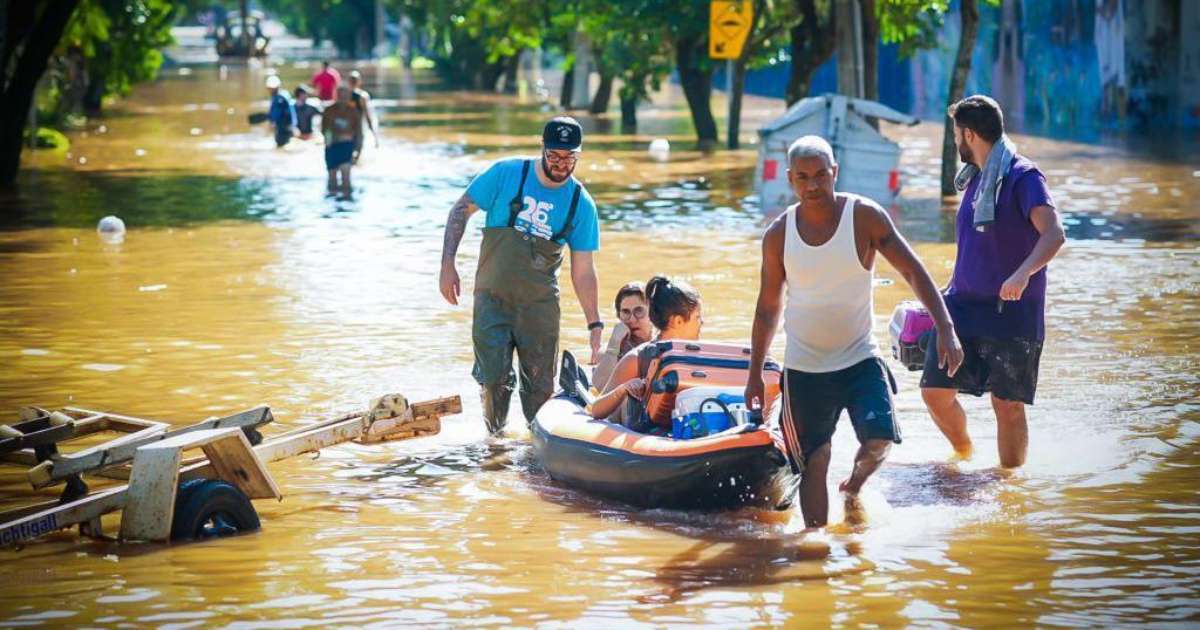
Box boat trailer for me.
[0,393,461,547]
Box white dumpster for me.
[754,93,919,216]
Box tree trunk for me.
[560,64,574,108]
[239,0,250,54]
[727,59,747,149]
[786,0,837,105]
[860,0,878,101]
[860,0,879,129]
[1,0,82,189]
[728,0,769,150]
[941,0,978,196]
[675,35,717,147]
[480,57,506,92]
[501,52,520,94]
[83,69,106,115]
[589,72,613,114]
[620,93,638,130]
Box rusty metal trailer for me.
[0,394,461,547]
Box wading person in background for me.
[347,70,379,163]
[439,117,602,435]
[746,135,964,529]
[265,75,295,148]
[293,85,322,140]
[311,60,340,102]
[592,282,654,389]
[921,95,1065,468]
[320,86,360,199]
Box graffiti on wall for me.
[906,0,1195,133]
[735,0,1197,133]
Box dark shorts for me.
[274,126,292,147]
[920,329,1043,404]
[325,141,354,170]
[780,357,900,473]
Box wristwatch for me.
[587,321,604,332]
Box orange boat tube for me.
[531,395,796,510]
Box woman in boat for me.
[592,281,655,388]
[590,275,703,422]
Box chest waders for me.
[472,160,582,434]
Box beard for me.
[541,159,573,183]
[958,142,973,165]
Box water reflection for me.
[0,63,1197,626]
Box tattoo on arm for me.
[442,194,476,264]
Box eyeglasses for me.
[619,306,648,320]
[543,150,578,166]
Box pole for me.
[240,0,249,56]
[834,0,864,98]
[374,0,386,59]
[726,58,735,149]
[570,29,592,109]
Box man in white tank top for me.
[746,136,964,528]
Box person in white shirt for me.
[746,136,963,528]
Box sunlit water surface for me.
[0,65,1197,627]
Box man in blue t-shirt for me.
[439,117,603,434]
[921,95,1066,468]
[265,75,295,148]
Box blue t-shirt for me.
[268,93,296,128]
[466,157,600,251]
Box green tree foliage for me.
[729,0,804,147]
[260,0,379,58]
[877,0,950,57]
[56,0,179,115]
[392,0,550,90]
[577,0,673,127]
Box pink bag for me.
[888,301,935,371]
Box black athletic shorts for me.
[919,329,1043,404]
[780,357,900,474]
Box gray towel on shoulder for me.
[954,135,1017,231]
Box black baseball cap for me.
[543,117,583,152]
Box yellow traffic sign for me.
[709,1,753,60]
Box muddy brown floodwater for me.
[0,63,1198,627]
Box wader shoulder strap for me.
[550,181,583,243]
[507,160,532,227]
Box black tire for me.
[170,478,260,542]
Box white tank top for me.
[782,195,879,372]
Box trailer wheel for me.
[171,479,260,541]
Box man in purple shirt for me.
[921,95,1066,468]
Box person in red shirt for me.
[311,60,341,102]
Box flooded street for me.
[1,64,1198,626]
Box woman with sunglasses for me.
[592,282,655,388]
[590,275,704,424]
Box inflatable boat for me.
[531,394,795,511]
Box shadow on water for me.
[638,535,859,605]
[487,440,876,604]
[0,170,275,229]
[876,461,1010,508]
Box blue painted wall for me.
[716,0,1198,134]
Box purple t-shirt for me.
[945,155,1056,340]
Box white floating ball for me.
[648,138,670,162]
